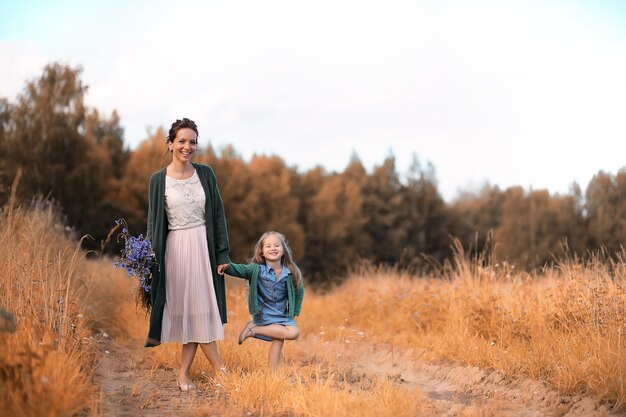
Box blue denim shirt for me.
[254,264,295,326]
[225,262,304,319]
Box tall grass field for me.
[0,203,624,416]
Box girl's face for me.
[262,234,284,263]
[168,128,197,163]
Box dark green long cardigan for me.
[144,163,231,347]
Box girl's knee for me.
[287,327,300,340]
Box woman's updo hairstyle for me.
[166,117,199,143]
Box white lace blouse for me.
[164,170,206,230]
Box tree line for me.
[1,63,625,284]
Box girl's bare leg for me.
[198,341,224,372]
[253,325,300,341]
[268,340,284,370]
[180,342,198,383]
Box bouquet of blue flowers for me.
[113,218,157,312]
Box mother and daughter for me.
[145,117,304,391]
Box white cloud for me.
[1,0,625,200]
[0,40,49,100]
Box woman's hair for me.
[251,231,303,288]
[167,117,199,143]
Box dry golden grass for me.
[302,255,626,410]
[0,202,100,416]
[129,278,428,416]
[102,241,626,414]
[190,365,425,417]
[80,259,149,341]
[3,200,625,415]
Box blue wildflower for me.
[113,218,158,311]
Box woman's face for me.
[168,128,197,163]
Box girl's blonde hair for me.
[251,231,303,289]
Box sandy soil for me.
[335,341,623,417]
[97,338,218,416]
[96,336,624,417]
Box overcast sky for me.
[2,0,626,201]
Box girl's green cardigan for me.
[226,262,304,319]
[144,163,231,347]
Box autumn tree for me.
[585,170,626,254]
[0,63,126,249]
[245,155,304,259]
[291,166,327,280]
[111,128,170,239]
[0,98,13,195]
[340,156,372,259]
[198,151,304,264]
[362,156,406,264]
[298,156,371,282]
[196,145,260,262]
[449,184,504,261]
[10,63,626,278]
[397,155,449,269]
[494,187,585,268]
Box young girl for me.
[225,231,304,369]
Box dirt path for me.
[97,338,216,416]
[96,336,624,416]
[333,341,622,417]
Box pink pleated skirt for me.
[161,225,224,344]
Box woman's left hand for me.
[216,264,229,275]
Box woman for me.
[145,117,230,391]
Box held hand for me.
[217,264,229,275]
